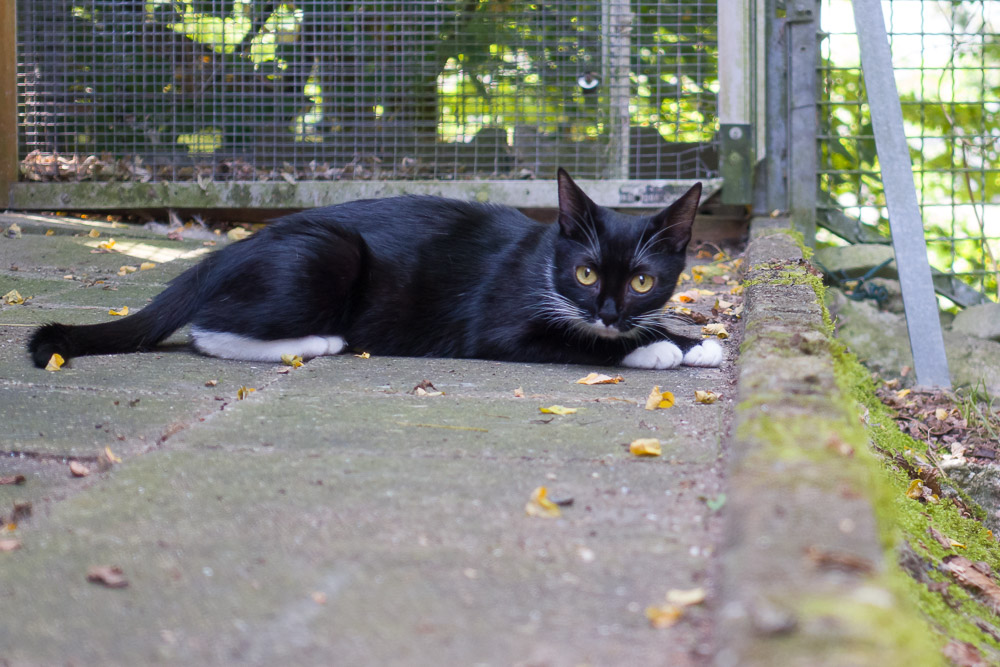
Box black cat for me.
[28,169,722,370]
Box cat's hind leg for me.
[190,328,345,362]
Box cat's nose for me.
[597,299,619,326]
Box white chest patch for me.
[191,328,346,362]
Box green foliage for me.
[51,0,716,169]
[820,3,1000,302]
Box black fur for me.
[29,169,703,368]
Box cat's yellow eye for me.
[630,273,654,293]
[575,265,598,286]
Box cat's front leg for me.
[682,339,723,367]
[621,340,685,369]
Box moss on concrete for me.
[733,223,1000,664]
[833,341,1000,660]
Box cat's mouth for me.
[587,320,623,339]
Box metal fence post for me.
[0,0,17,209]
[851,0,951,388]
[601,0,632,180]
[787,0,818,246]
[718,0,755,205]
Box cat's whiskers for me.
[633,219,686,266]
[564,211,602,261]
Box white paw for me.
[622,340,684,370]
[323,336,346,355]
[682,339,723,367]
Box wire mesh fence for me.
[16,0,720,186]
[819,0,1000,303]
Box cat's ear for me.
[648,182,702,253]
[557,168,599,238]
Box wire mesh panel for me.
[16,1,719,186]
[819,0,1000,302]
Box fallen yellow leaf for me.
[354,351,371,359]
[896,388,912,399]
[694,390,719,404]
[701,323,728,339]
[905,479,924,499]
[108,306,129,317]
[97,238,116,250]
[645,604,683,629]
[237,386,256,400]
[118,265,138,275]
[629,438,662,457]
[88,229,101,238]
[935,408,950,421]
[104,446,122,464]
[281,353,304,368]
[644,386,675,411]
[227,227,252,241]
[45,229,55,236]
[139,262,156,271]
[576,372,624,385]
[540,405,577,415]
[730,284,744,295]
[2,290,24,305]
[525,486,561,518]
[45,353,65,371]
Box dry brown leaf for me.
[943,640,990,667]
[513,387,525,398]
[69,461,90,478]
[804,546,876,574]
[645,386,675,411]
[0,474,25,486]
[629,438,662,457]
[204,379,218,387]
[87,565,129,588]
[943,555,1000,613]
[576,372,624,385]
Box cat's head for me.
[547,168,701,341]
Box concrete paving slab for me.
[1,219,738,665]
[1,447,720,665]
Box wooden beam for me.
[0,0,17,209]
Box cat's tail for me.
[28,261,212,368]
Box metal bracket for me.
[720,124,753,205]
